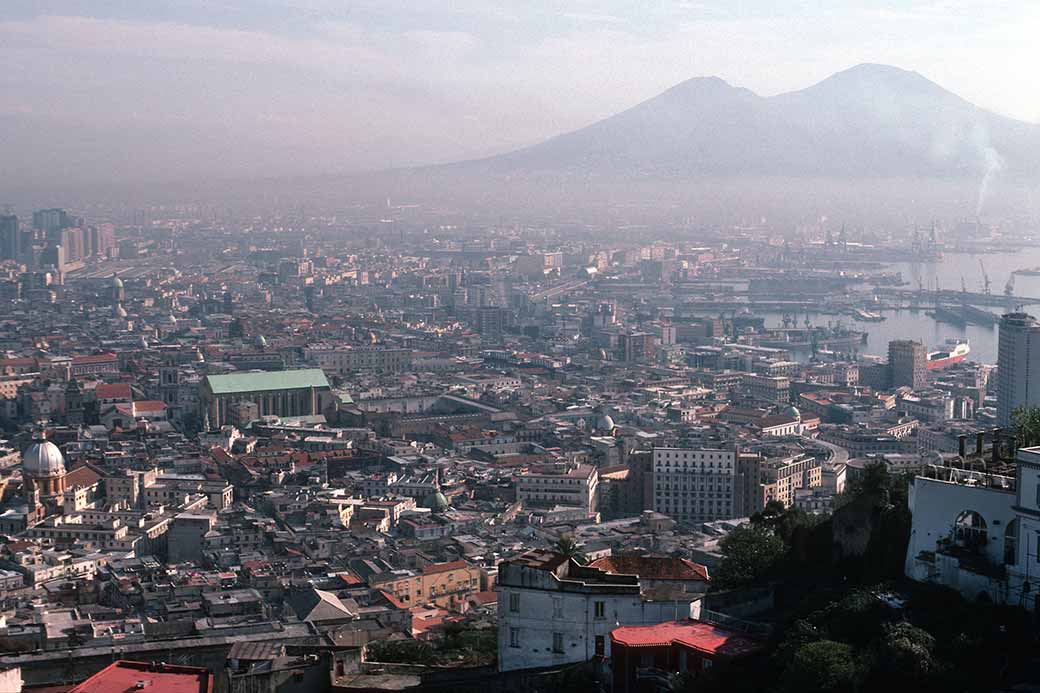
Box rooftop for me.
[610,619,762,657]
[588,554,709,582]
[70,660,212,693]
[205,369,330,395]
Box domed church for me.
[22,431,67,504]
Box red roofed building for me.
[588,554,710,596]
[70,660,212,693]
[70,353,119,376]
[101,400,168,429]
[610,620,763,693]
[94,382,133,405]
[370,560,484,611]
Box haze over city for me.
[3,1,1040,190]
[4,3,1040,693]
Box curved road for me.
[805,436,850,466]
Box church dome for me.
[255,335,268,349]
[110,274,124,288]
[597,414,616,432]
[421,491,450,513]
[23,439,66,478]
[113,303,128,318]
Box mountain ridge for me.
[450,63,1040,182]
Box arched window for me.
[1005,518,1019,565]
[954,510,987,550]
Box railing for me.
[699,609,772,637]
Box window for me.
[594,601,605,619]
[702,659,713,670]
[552,632,564,653]
[552,598,562,618]
[510,628,520,648]
[509,592,520,612]
[595,635,605,656]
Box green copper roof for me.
[205,369,330,395]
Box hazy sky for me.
[2,1,1038,187]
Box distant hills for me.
[452,64,1040,184]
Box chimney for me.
[992,428,1002,464]
[976,431,985,457]
[958,435,967,458]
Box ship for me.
[1014,267,1040,276]
[852,308,885,322]
[927,339,970,370]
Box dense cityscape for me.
[4,0,1040,690]
[0,200,1038,691]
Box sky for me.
[1,1,1038,187]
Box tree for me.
[873,622,937,681]
[1012,406,1040,448]
[713,524,786,589]
[781,640,862,693]
[367,639,435,665]
[554,535,586,564]
[751,501,824,545]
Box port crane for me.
[979,259,991,295]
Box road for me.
[805,436,850,466]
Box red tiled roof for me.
[421,560,470,575]
[0,357,36,367]
[378,589,407,609]
[70,660,211,693]
[95,383,132,399]
[588,555,709,582]
[336,570,364,586]
[610,620,761,657]
[64,465,103,489]
[72,353,118,365]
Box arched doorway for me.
[1005,518,1019,565]
[954,510,987,551]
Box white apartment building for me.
[306,346,413,375]
[653,447,736,523]
[516,463,599,514]
[496,550,700,672]
[904,446,1040,610]
[742,374,791,405]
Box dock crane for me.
[1006,272,1016,297]
[979,259,991,295]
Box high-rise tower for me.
[997,313,1040,427]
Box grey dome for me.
[23,440,66,477]
[421,491,450,513]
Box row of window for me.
[508,593,607,620]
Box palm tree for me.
[554,535,586,564]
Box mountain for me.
[459,64,1040,181]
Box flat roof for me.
[611,620,761,657]
[205,369,330,395]
[71,660,212,693]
